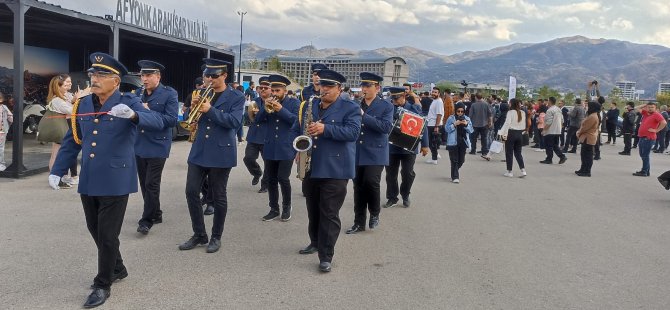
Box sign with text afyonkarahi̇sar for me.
[115,0,208,44]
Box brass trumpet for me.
[264,95,278,113]
[179,82,214,142]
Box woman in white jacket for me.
[498,98,527,177]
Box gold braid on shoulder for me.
[71,97,82,145]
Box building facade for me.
[260,55,408,88]
[659,83,670,94]
[615,81,637,100]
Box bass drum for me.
[388,108,426,152]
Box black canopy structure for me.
[0,0,234,178]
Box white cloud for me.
[643,29,670,47]
[611,18,634,30]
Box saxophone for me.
[293,95,317,180]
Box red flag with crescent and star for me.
[399,113,424,137]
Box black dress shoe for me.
[469,151,476,155]
[633,171,650,177]
[258,187,268,193]
[593,156,601,160]
[299,245,318,254]
[558,157,567,164]
[206,238,221,253]
[203,204,214,216]
[90,268,128,289]
[619,151,631,155]
[402,198,411,208]
[576,172,591,177]
[83,288,110,308]
[137,225,150,235]
[252,175,260,186]
[567,149,577,153]
[346,224,365,234]
[319,261,332,272]
[539,160,552,164]
[383,199,398,208]
[369,215,379,229]
[151,217,162,224]
[178,235,208,250]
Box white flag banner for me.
[509,76,517,100]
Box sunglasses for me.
[204,74,221,79]
[456,109,465,113]
[259,86,270,90]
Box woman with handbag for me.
[39,75,74,188]
[499,98,527,178]
[444,102,474,184]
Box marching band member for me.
[346,72,393,234]
[48,52,164,308]
[133,60,178,235]
[298,63,327,102]
[384,87,429,208]
[243,76,270,193]
[255,75,300,221]
[294,69,361,272]
[178,58,245,254]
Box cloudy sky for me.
[53,0,669,55]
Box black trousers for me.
[81,194,128,290]
[633,125,640,147]
[595,134,601,158]
[303,177,348,263]
[447,143,466,179]
[623,133,632,153]
[470,126,489,153]
[428,126,441,160]
[564,127,579,150]
[265,159,293,210]
[560,126,566,146]
[385,153,416,202]
[185,164,231,240]
[606,123,617,143]
[136,156,167,227]
[353,165,384,226]
[505,129,525,171]
[544,134,565,161]
[243,142,268,189]
[579,143,594,173]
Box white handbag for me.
[489,140,504,154]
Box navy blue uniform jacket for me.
[51,91,164,196]
[133,84,179,158]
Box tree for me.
[563,92,576,105]
[658,92,670,107]
[266,56,282,72]
[537,85,560,100]
[246,59,260,70]
[435,81,459,94]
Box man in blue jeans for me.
[634,102,667,177]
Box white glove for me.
[109,104,136,119]
[48,174,61,190]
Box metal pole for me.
[237,11,246,84]
[6,1,29,178]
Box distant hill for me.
[215,36,670,95]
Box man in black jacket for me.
[619,102,636,155]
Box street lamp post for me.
[237,11,247,84]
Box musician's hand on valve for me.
[198,99,211,113]
[307,121,324,136]
[272,101,283,112]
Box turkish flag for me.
[399,113,424,138]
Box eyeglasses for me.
[456,109,465,113]
[204,74,221,79]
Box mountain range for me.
[215,36,670,96]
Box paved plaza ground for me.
[1,139,669,309]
